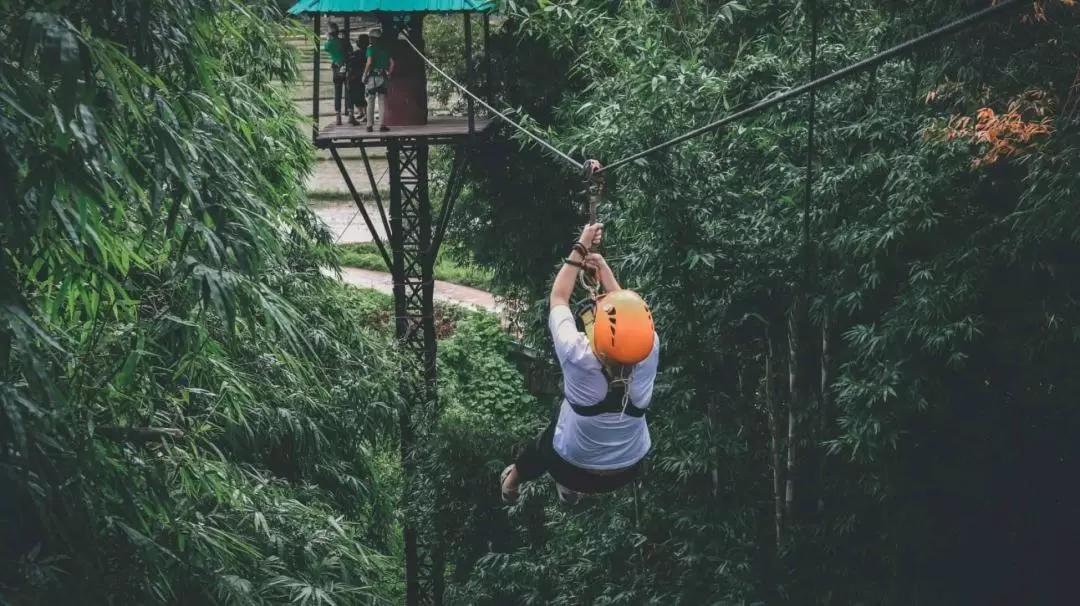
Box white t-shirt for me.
[548,304,660,470]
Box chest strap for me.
[568,380,648,418]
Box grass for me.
[334,275,481,339]
[337,242,494,292]
[307,189,391,202]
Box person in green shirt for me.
[322,22,352,125]
[362,27,395,132]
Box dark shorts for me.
[348,80,366,105]
[513,406,643,494]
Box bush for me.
[337,242,495,291]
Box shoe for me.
[500,465,519,505]
[379,125,390,132]
[335,113,342,125]
[365,125,373,132]
[348,116,359,126]
[556,483,581,507]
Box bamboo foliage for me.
[1,1,407,603]
[442,0,1080,603]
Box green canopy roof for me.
[287,0,495,14]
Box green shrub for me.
[337,243,494,291]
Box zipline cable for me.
[402,36,584,170]
[596,0,1026,174]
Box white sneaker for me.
[500,465,519,505]
[556,483,581,506]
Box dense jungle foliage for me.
[4,0,1080,604]
[0,0,424,602]
[437,0,1080,604]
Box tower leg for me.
[389,140,442,606]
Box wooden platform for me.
[315,116,496,148]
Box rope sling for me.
[569,159,640,420]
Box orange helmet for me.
[589,290,655,365]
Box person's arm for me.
[550,223,603,309]
[583,253,620,292]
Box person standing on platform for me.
[322,22,351,126]
[346,33,370,126]
[362,27,395,133]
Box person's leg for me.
[500,415,558,504]
[548,457,643,506]
[347,82,359,125]
[333,76,343,124]
[365,92,376,130]
[376,92,388,131]
[350,82,365,125]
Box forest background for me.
[2,0,1079,604]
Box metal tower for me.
[287,1,496,604]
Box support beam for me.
[389,139,442,606]
[328,143,392,270]
[483,14,491,107]
[359,146,393,239]
[344,16,351,114]
[312,14,321,142]
[464,13,474,135]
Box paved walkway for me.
[314,200,388,244]
[307,156,389,194]
[324,267,500,312]
[313,205,500,313]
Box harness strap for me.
[567,377,648,418]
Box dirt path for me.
[324,267,499,312]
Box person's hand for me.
[583,253,608,272]
[578,222,603,250]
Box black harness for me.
[568,297,649,418]
[567,369,648,418]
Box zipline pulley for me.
[580,158,605,298]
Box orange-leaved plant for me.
[940,90,1054,168]
[992,0,1077,24]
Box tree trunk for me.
[707,394,720,498]
[767,334,784,550]
[0,327,9,382]
[820,318,832,435]
[785,305,800,522]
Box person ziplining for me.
[500,161,661,506]
[400,0,1029,505]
